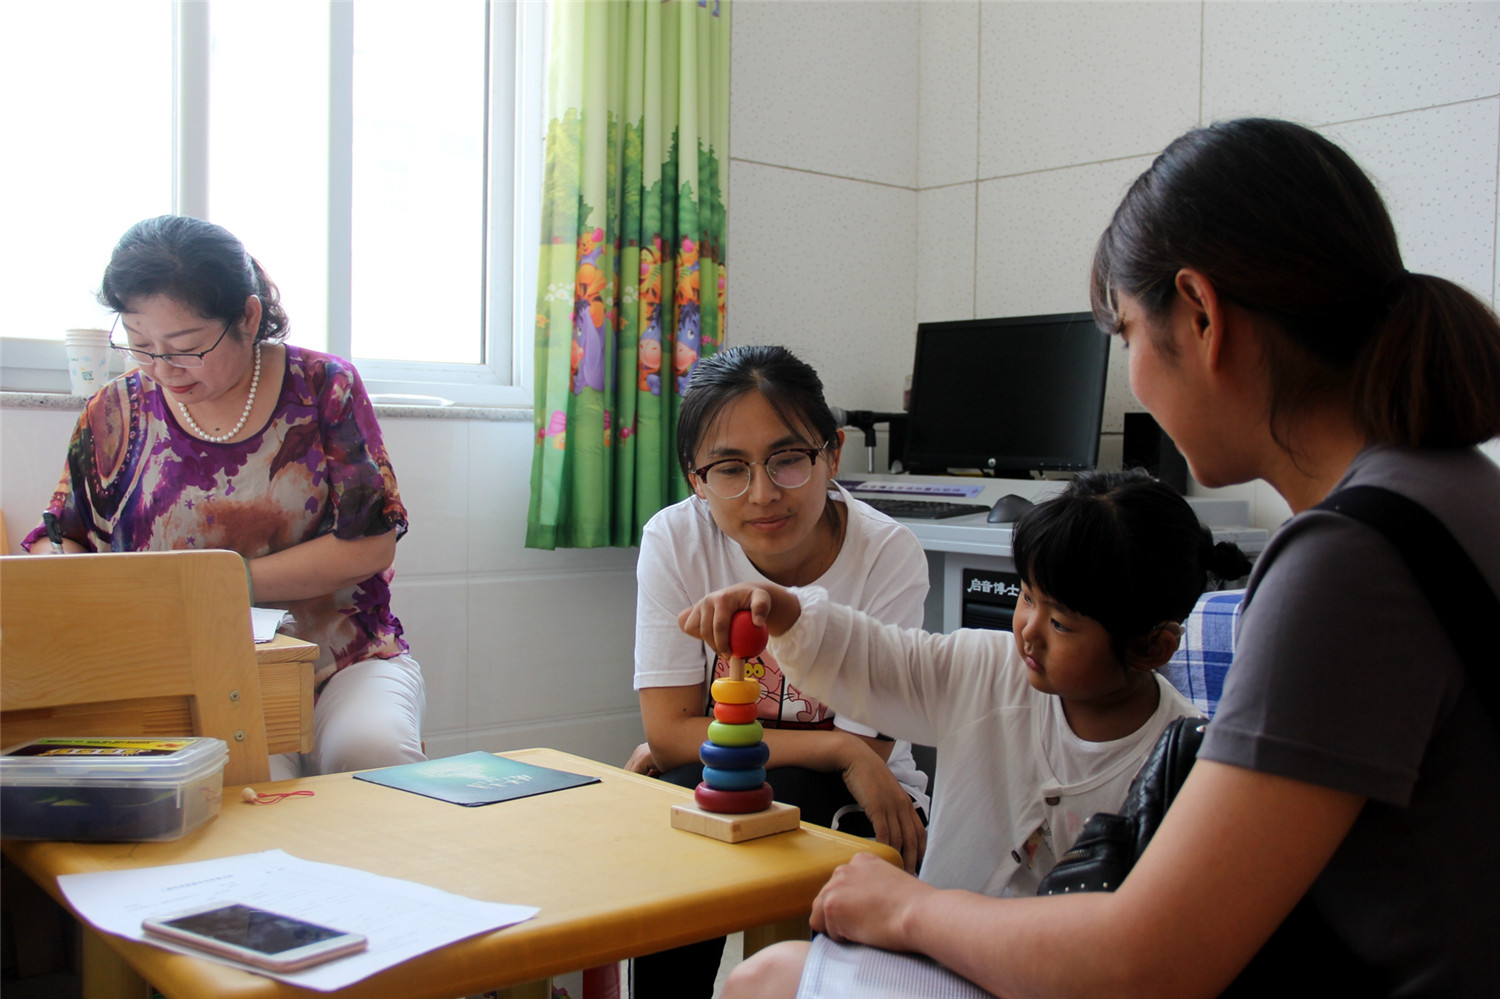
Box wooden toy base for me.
[671,800,801,843]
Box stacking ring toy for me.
[699,741,770,770]
[702,765,767,790]
[711,678,760,705]
[694,782,774,813]
[692,611,778,821]
[707,720,764,747]
[713,701,758,725]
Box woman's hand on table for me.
[678,582,802,653]
[812,852,936,948]
[839,737,926,874]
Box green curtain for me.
[527,0,731,549]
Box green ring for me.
[707,720,765,747]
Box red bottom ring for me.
[694,781,774,814]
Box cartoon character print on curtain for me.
[526,0,730,550]
[637,236,665,395]
[572,227,608,395]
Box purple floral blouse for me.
[24,345,409,684]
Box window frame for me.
[0,0,541,408]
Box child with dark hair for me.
[683,470,1244,906]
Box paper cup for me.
[64,328,113,396]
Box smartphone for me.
[142,903,367,972]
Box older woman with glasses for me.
[628,344,931,998]
[23,215,425,781]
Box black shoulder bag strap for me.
[1315,484,1499,722]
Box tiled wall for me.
[376,416,642,762]
[729,0,1500,527]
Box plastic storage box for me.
[0,737,228,842]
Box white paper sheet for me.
[250,607,290,643]
[58,849,538,991]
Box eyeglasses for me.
[109,316,234,369]
[692,443,832,500]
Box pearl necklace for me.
[178,343,261,443]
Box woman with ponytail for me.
[24,216,426,780]
[726,119,1500,998]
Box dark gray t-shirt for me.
[1201,445,1500,997]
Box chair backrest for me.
[1,550,271,784]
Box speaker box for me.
[1123,412,1188,494]
[885,414,908,471]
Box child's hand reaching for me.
[678,582,803,654]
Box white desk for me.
[840,474,1266,632]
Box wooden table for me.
[4,748,898,999]
[253,635,317,755]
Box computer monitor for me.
[901,312,1110,477]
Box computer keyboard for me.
[862,497,991,520]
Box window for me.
[0,1,542,406]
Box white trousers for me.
[270,653,427,780]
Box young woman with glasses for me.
[23,215,425,781]
[628,344,930,998]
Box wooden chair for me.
[1,549,271,785]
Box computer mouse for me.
[987,493,1035,524]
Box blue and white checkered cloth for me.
[1162,589,1244,718]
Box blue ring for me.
[703,765,767,791]
[699,741,770,770]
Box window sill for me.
[0,390,531,423]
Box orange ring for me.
[713,701,758,725]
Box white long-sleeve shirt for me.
[773,585,1199,895]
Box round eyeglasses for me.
[109,316,234,370]
[692,443,832,500]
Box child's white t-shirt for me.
[773,585,1199,895]
[634,483,931,809]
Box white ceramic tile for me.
[421,732,469,760]
[917,183,978,323]
[918,0,981,188]
[1100,333,1133,435]
[978,2,1200,178]
[973,154,1152,319]
[465,572,640,727]
[1094,430,1123,472]
[1324,101,1499,301]
[1203,1,1500,127]
[380,416,469,579]
[0,407,78,551]
[466,712,645,769]
[386,577,470,743]
[1252,480,1293,533]
[465,419,643,574]
[732,0,920,187]
[730,160,918,411]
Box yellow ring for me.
[711,678,760,705]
